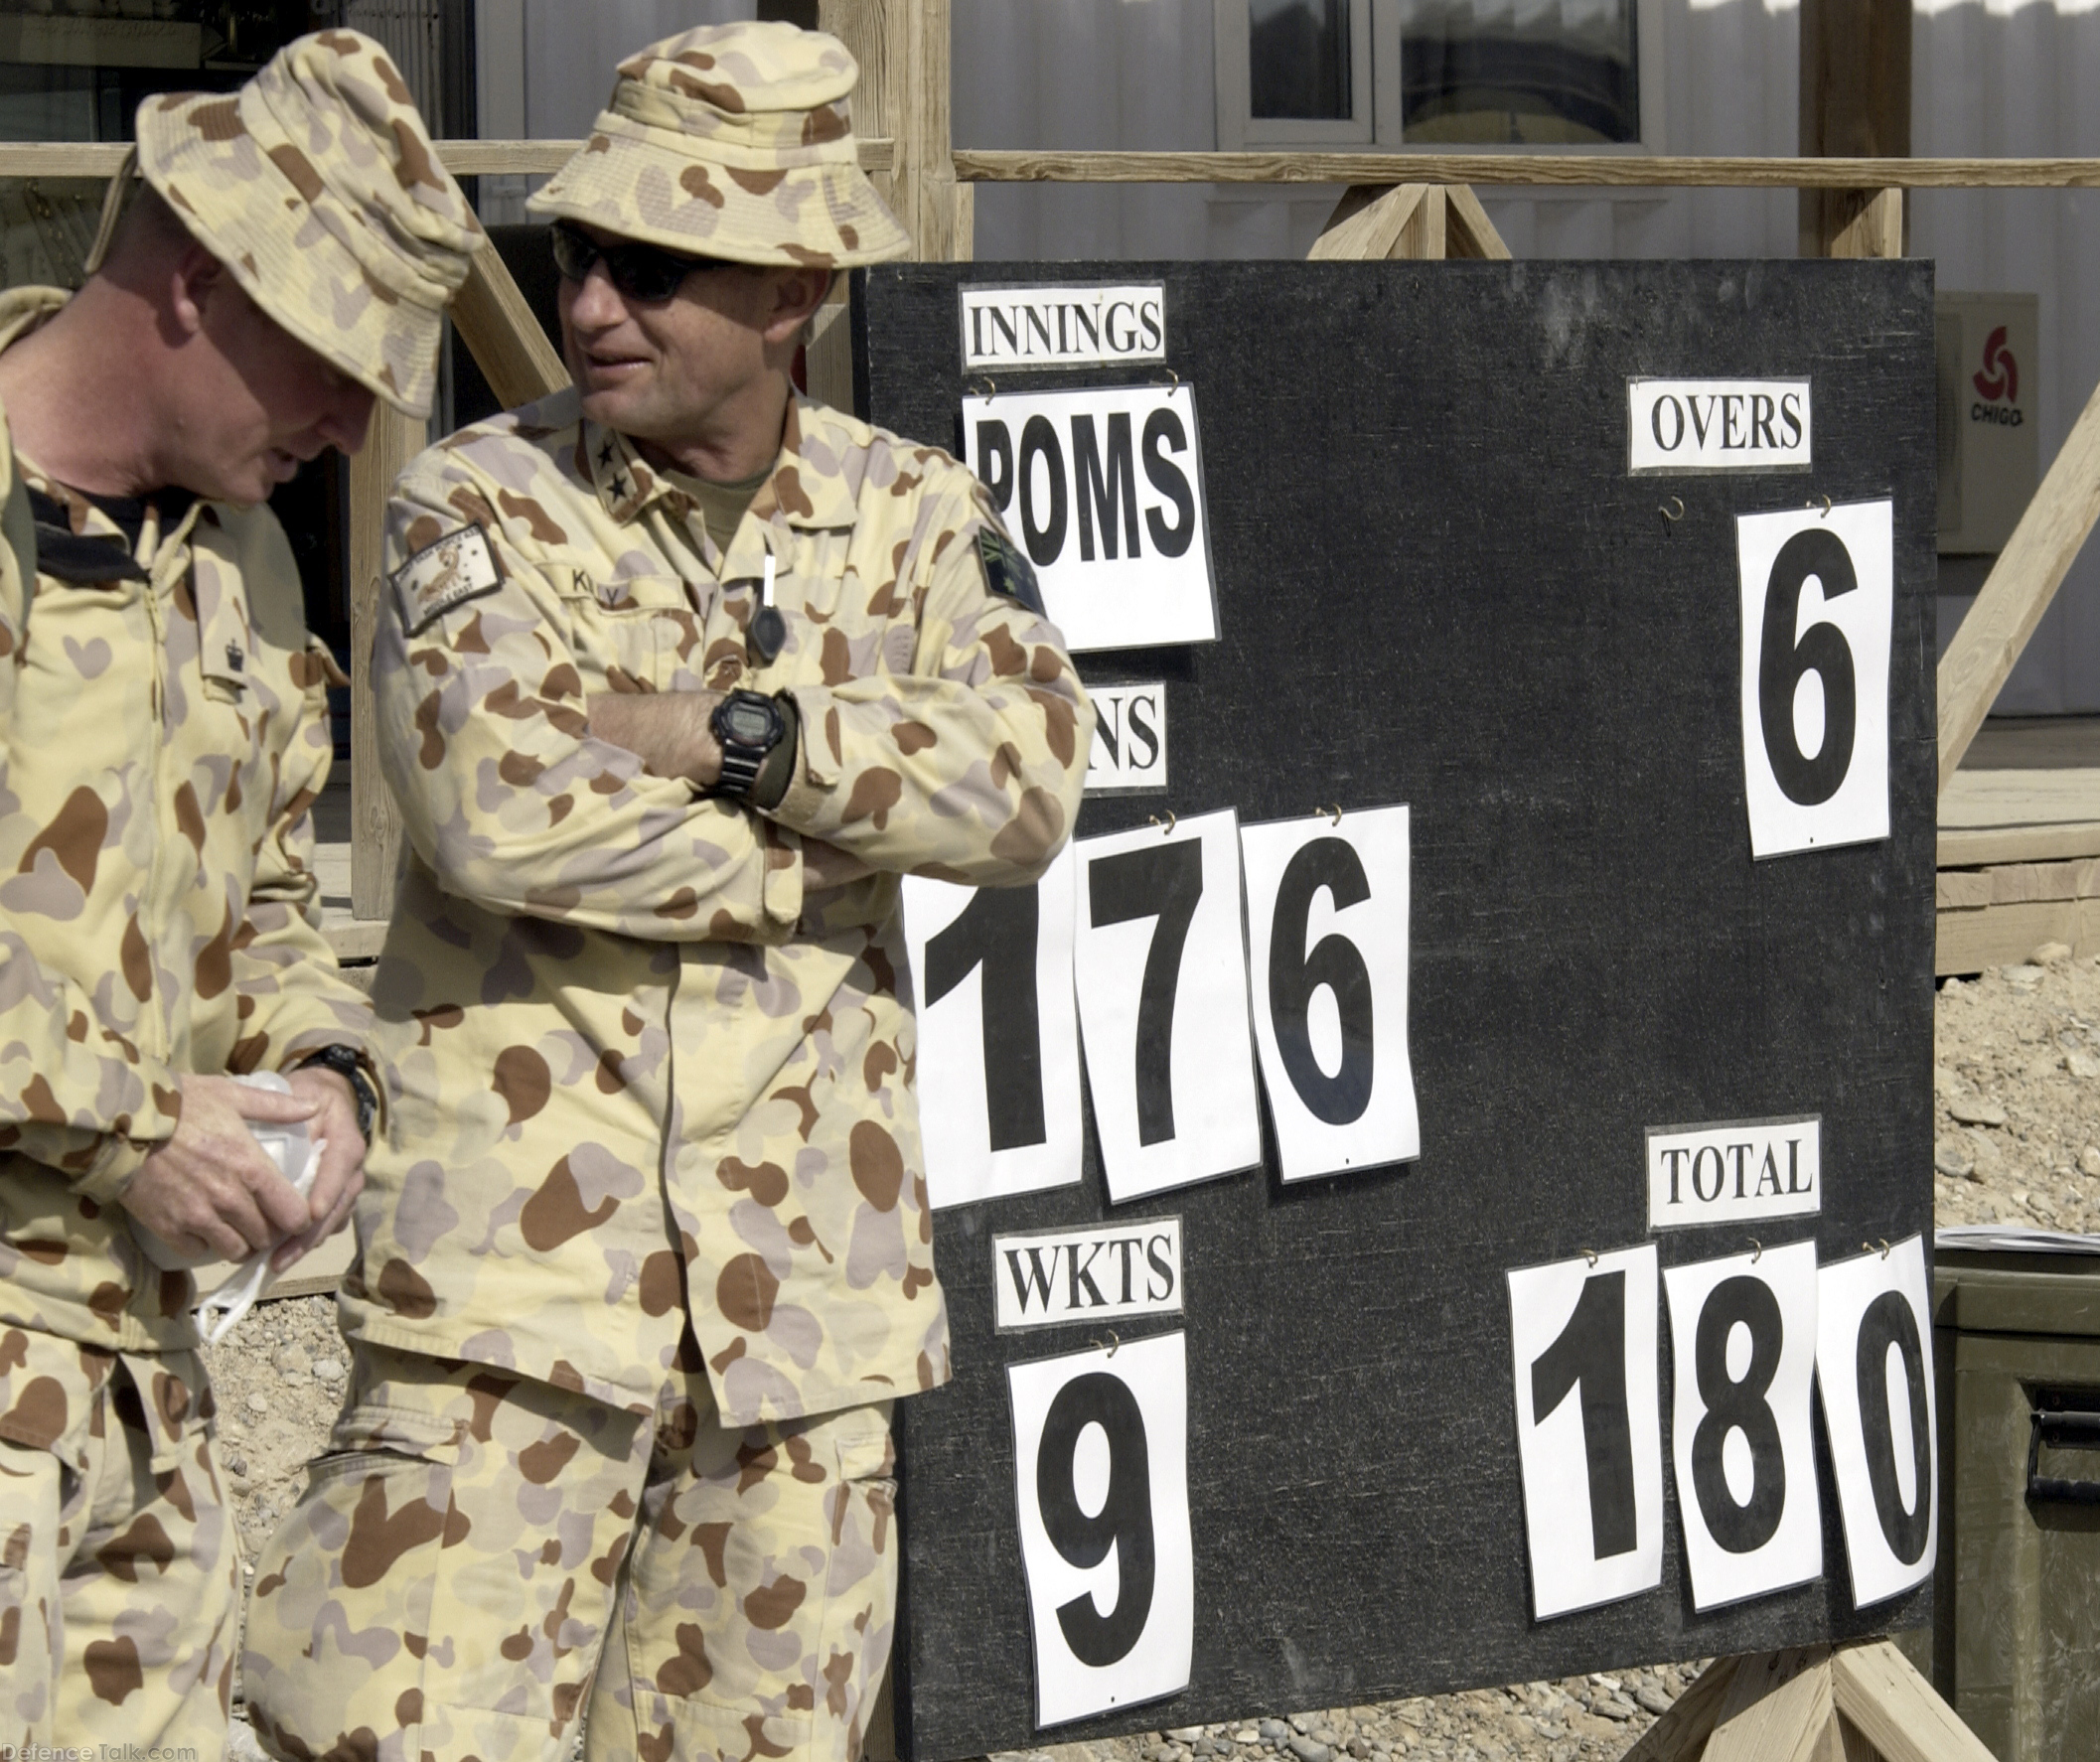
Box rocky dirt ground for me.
[206,947,2098,1761]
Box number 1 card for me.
[1507,1246,1664,1620]
[902,848,1083,1211]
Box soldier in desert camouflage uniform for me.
[243,21,1091,1762]
[0,33,480,1752]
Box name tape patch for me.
[390,523,502,635]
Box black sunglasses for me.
[549,221,729,302]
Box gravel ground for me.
[212,946,2096,1760]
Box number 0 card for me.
[1007,1332,1194,1727]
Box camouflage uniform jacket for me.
[351,388,1091,1424]
[0,288,375,1387]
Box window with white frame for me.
[1217,0,1658,151]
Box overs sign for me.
[1627,377,1812,474]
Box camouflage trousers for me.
[242,1343,898,1762]
[0,1333,235,1753]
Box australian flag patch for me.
[975,524,1045,617]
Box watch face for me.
[726,701,773,744]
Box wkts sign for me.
[965,385,1218,652]
[852,259,1936,1762]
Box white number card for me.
[1507,1246,1665,1620]
[1240,807,1419,1182]
[1008,1332,1194,1726]
[1073,810,1261,1203]
[1816,1235,1937,1607]
[1663,1241,1823,1610]
[964,384,1217,652]
[901,848,1083,1210]
[1737,501,1892,858]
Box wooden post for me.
[1938,367,2100,787]
[1309,183,1509,261]
[348,407,423,922]
[821,0,966,263]
[1799,0,1908,255]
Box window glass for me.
[1250,0,1353,121]
[1399,0,1638,144]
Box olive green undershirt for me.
[669,463,773,555]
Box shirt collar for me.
[583,393,858,541]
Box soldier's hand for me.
[118,1076,319,1264]
[271,1066,369,1273]
[589,689,722,787]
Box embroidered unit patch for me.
[390,523,502,635]
[976,524,1046,616]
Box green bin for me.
[1932,1233,2100,1759]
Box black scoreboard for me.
[850,260,1937,1760]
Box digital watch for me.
[293,1044,378,1142]
[708,689,790,802]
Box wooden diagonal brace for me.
[450,240,569,408]
[1704,1647,1834,1762]
[1939,367,2100,789]
[1829,1640,1999,1762]
[1618,1656,1739,1762]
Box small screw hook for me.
[1319,804,1342,825]
[1148,810,1177,835]
[1092,1329,1121,1358]
[1659,497,1685,523]
[1579,1247,1599,1267]
[1747,1238,1762,1263]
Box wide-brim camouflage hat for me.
[135,29,482,416]
[527,21,909,269]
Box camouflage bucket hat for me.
[527,21,909,269]
[134,29,483,416]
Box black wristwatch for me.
[709,689,789,802]
[294,1044,377,1143]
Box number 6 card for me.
[1241,806,1419,1182]
[1736,500,1891,858]
[1007,1332,1195,1726]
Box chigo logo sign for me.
[1626,377,1812,474]
[1972,325,2025,427]
[960,282,1166,370]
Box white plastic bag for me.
[125,1073,323,1343]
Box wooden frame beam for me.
[1939,368,2100,788]
[951,150,2100,189]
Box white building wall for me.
[484,0,2100,710]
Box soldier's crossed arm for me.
[373,474,805,941]
[0,421,183,1197]
[769,479,1093,887]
